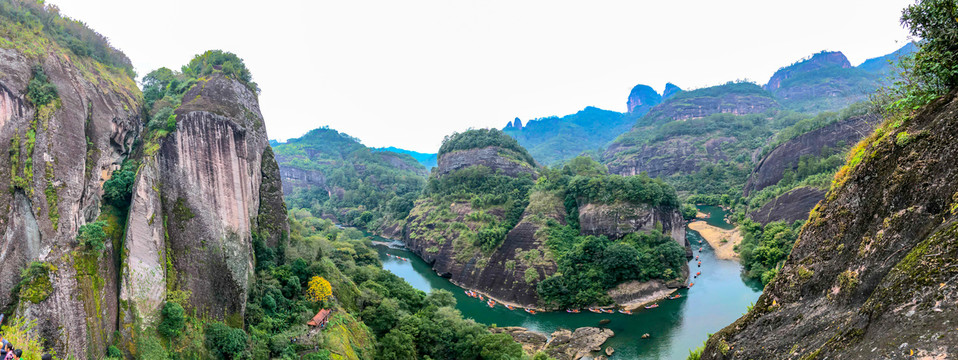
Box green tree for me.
[77,221,107,252]
[158,302,185,338]
[377,329,418,360]
[205,323,248,360]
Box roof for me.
[307,309,331,326]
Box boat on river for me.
[524,308,536,314]
[668,294,682,300]
[688,282,694,288]
[601,309,614,314]
[588,308,602,313]
[506,305,515,310]
[465,290,476,297]
[644,304,659,309]
[487,300,496,308]
[566,309,580,313]
[619,309,633,314]
[478,294,484,301]
[698,261,702,267]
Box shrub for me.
[158,302,185,338]
[183,50,258,93]
[25,65,58,107]
[102,161,137,209]
[0,317,53,360]
[18,261,55,304]
[137,335,170,360]
[77,221,108,252]
[106,345,123,359]
[205,322,248,359]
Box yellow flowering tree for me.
[306,276,332,304]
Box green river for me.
[373,206,762,359]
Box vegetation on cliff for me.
[0,0,134,75]
[439,128,537,167]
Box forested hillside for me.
[273,128,427,233]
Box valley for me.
[0,0,955,359]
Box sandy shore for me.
[688,221,742,260]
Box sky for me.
[49,0,914,153]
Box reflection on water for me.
[373,206,761,359]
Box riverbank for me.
[688,220,742,260]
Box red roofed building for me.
[307,309,331,328]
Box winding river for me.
[373,206,762,359]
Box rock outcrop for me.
[747,187,826,225]
[0,44,140,359]
[492,326,615,360]
[765,51,879,112]
[437,146,537,178]
[701,91,958,359]
[605,135,737,178]
[627,84,662,113]
[120,75,288,335]
[743,114,878,195]
[577,202,688,251]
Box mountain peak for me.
[663,82,683,99]
[627,84,663,113]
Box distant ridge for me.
[376,146,438,168]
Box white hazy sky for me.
[49,0,913,153]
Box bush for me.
[77,221,108,252]
[183,50,258,93]
[205,322,248,359]
[158,302,185,338]
[102,161,137,209]
[25,65,58,107]
[106,345,123,359]
[137,335,170,360]
[0,317,53,360]
[438,128,537,166]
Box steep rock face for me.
[278,165,327,196]
[605,136,736,178]
[437,146,537,178]
[577,202,687,245]
[743,115,878,195]
[121,75,288,333]
[0,47,140,359]
[627,84,662,113]
[747,187,826,225]
[701,92,958,359]
[765,51,851,92]
[642,87,778,124]
[402,193,563,306]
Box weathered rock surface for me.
[605,135,737,178]
[701,91,958,359]
[607,279,677,310]
[747,187,826,226]
[492,326,615,360]
[577,202,687,245]
[640,84,778,125]
[278,165,327,196]
[0,45,140,359]
[743,114,878,195]
[544,327,615,360]
[121,75,288,333]
[437,146,537,178]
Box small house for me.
[307,309,332,328]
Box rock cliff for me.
[701,91,958,359]
[743,114,878,195]
[765,51,852,92]
[0,43,140,359]
[765,51,880,113]
[121,75,288,333]
[641,82,778,124]
[437,146,537,178]
[627,84,662,113]
[747,187,826,225]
